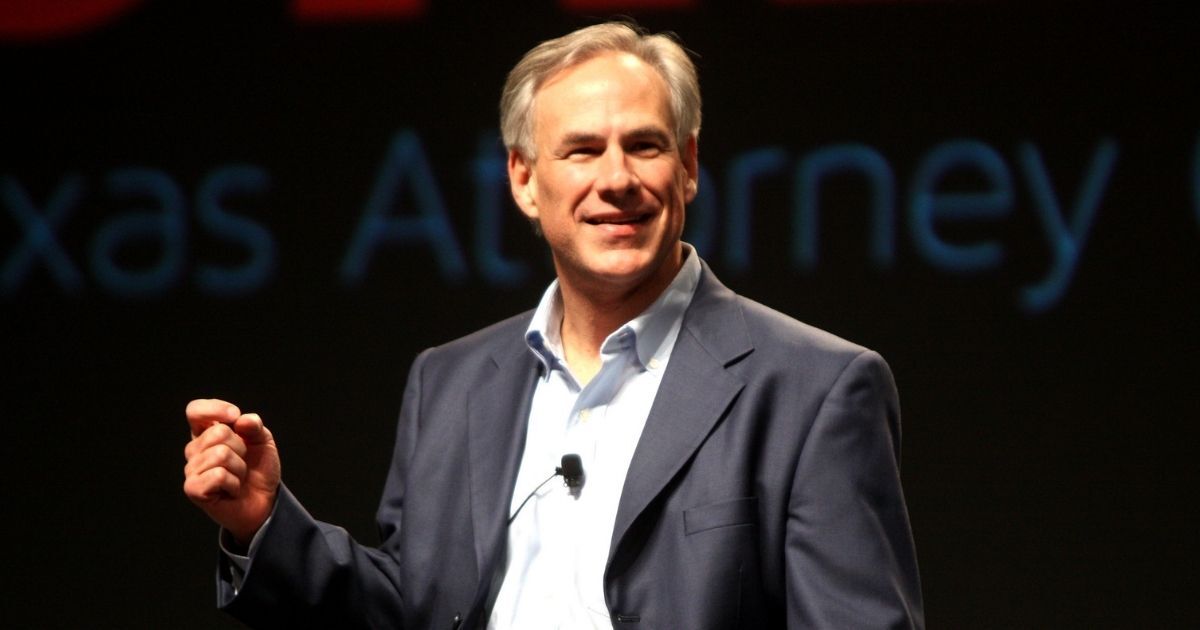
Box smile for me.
[585,214,651,226]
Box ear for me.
[508,149,539,221]
[682,134,699,203]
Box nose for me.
[597,149,641,202]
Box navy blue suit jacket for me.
[219,264,924,629]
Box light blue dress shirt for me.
[488,246,702,630]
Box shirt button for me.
[579,408,591,422]
[647,358,662,370]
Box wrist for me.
[221,527,254,555]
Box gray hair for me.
[500,22,701,160]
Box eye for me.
[566,146,601,159]
[629,141,664,157]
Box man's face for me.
[509,52,698,298]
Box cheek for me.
[536,169,590,213]
[646,162,688,198]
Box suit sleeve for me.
[785,350,925,629]
[215,351,432,629]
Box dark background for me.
[3,1,1198,627]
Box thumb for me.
[232,412,273,445]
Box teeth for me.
[591,215,642,224]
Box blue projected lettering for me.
[471,135,529,287]
[794,144,896,270]
[2,174,85,295]
[1018,139,1118,313]
[909,140,1014,273]
[1193,134,1200,231]
[342,129,468,285]
[90,168,187,297]
[195,165,277,296]
[9,130,1186,314]
[3,165,275,297]
[723,147,788,272]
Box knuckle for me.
[209,422,233,439]
[201,467,228,491]
[217,469,241,493]
[215,443,244,467]
[182,477,206,500]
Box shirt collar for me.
[525,244,702,379]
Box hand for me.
[183,399,281,547]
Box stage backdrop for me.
[3,1,1197,627]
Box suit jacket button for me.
[450,612,463,629]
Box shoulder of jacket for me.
[417,309,535,365]
[732,294,873,363]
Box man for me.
[184,22,923,629]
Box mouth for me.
[584,213,652,226]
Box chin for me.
[592,248,652,270]
[584,249,668,286]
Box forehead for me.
[531,52,673,138]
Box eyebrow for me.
[558,132,605,148]
[556,126,673,149]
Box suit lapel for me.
[608,265,754,566]
[467,328,539,585]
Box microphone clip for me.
[557,454,584,489]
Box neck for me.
[555,248,683,384]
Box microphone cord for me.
[507,470,561,525]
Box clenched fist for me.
[183,399,281,547]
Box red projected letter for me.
[0,0,143,42]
